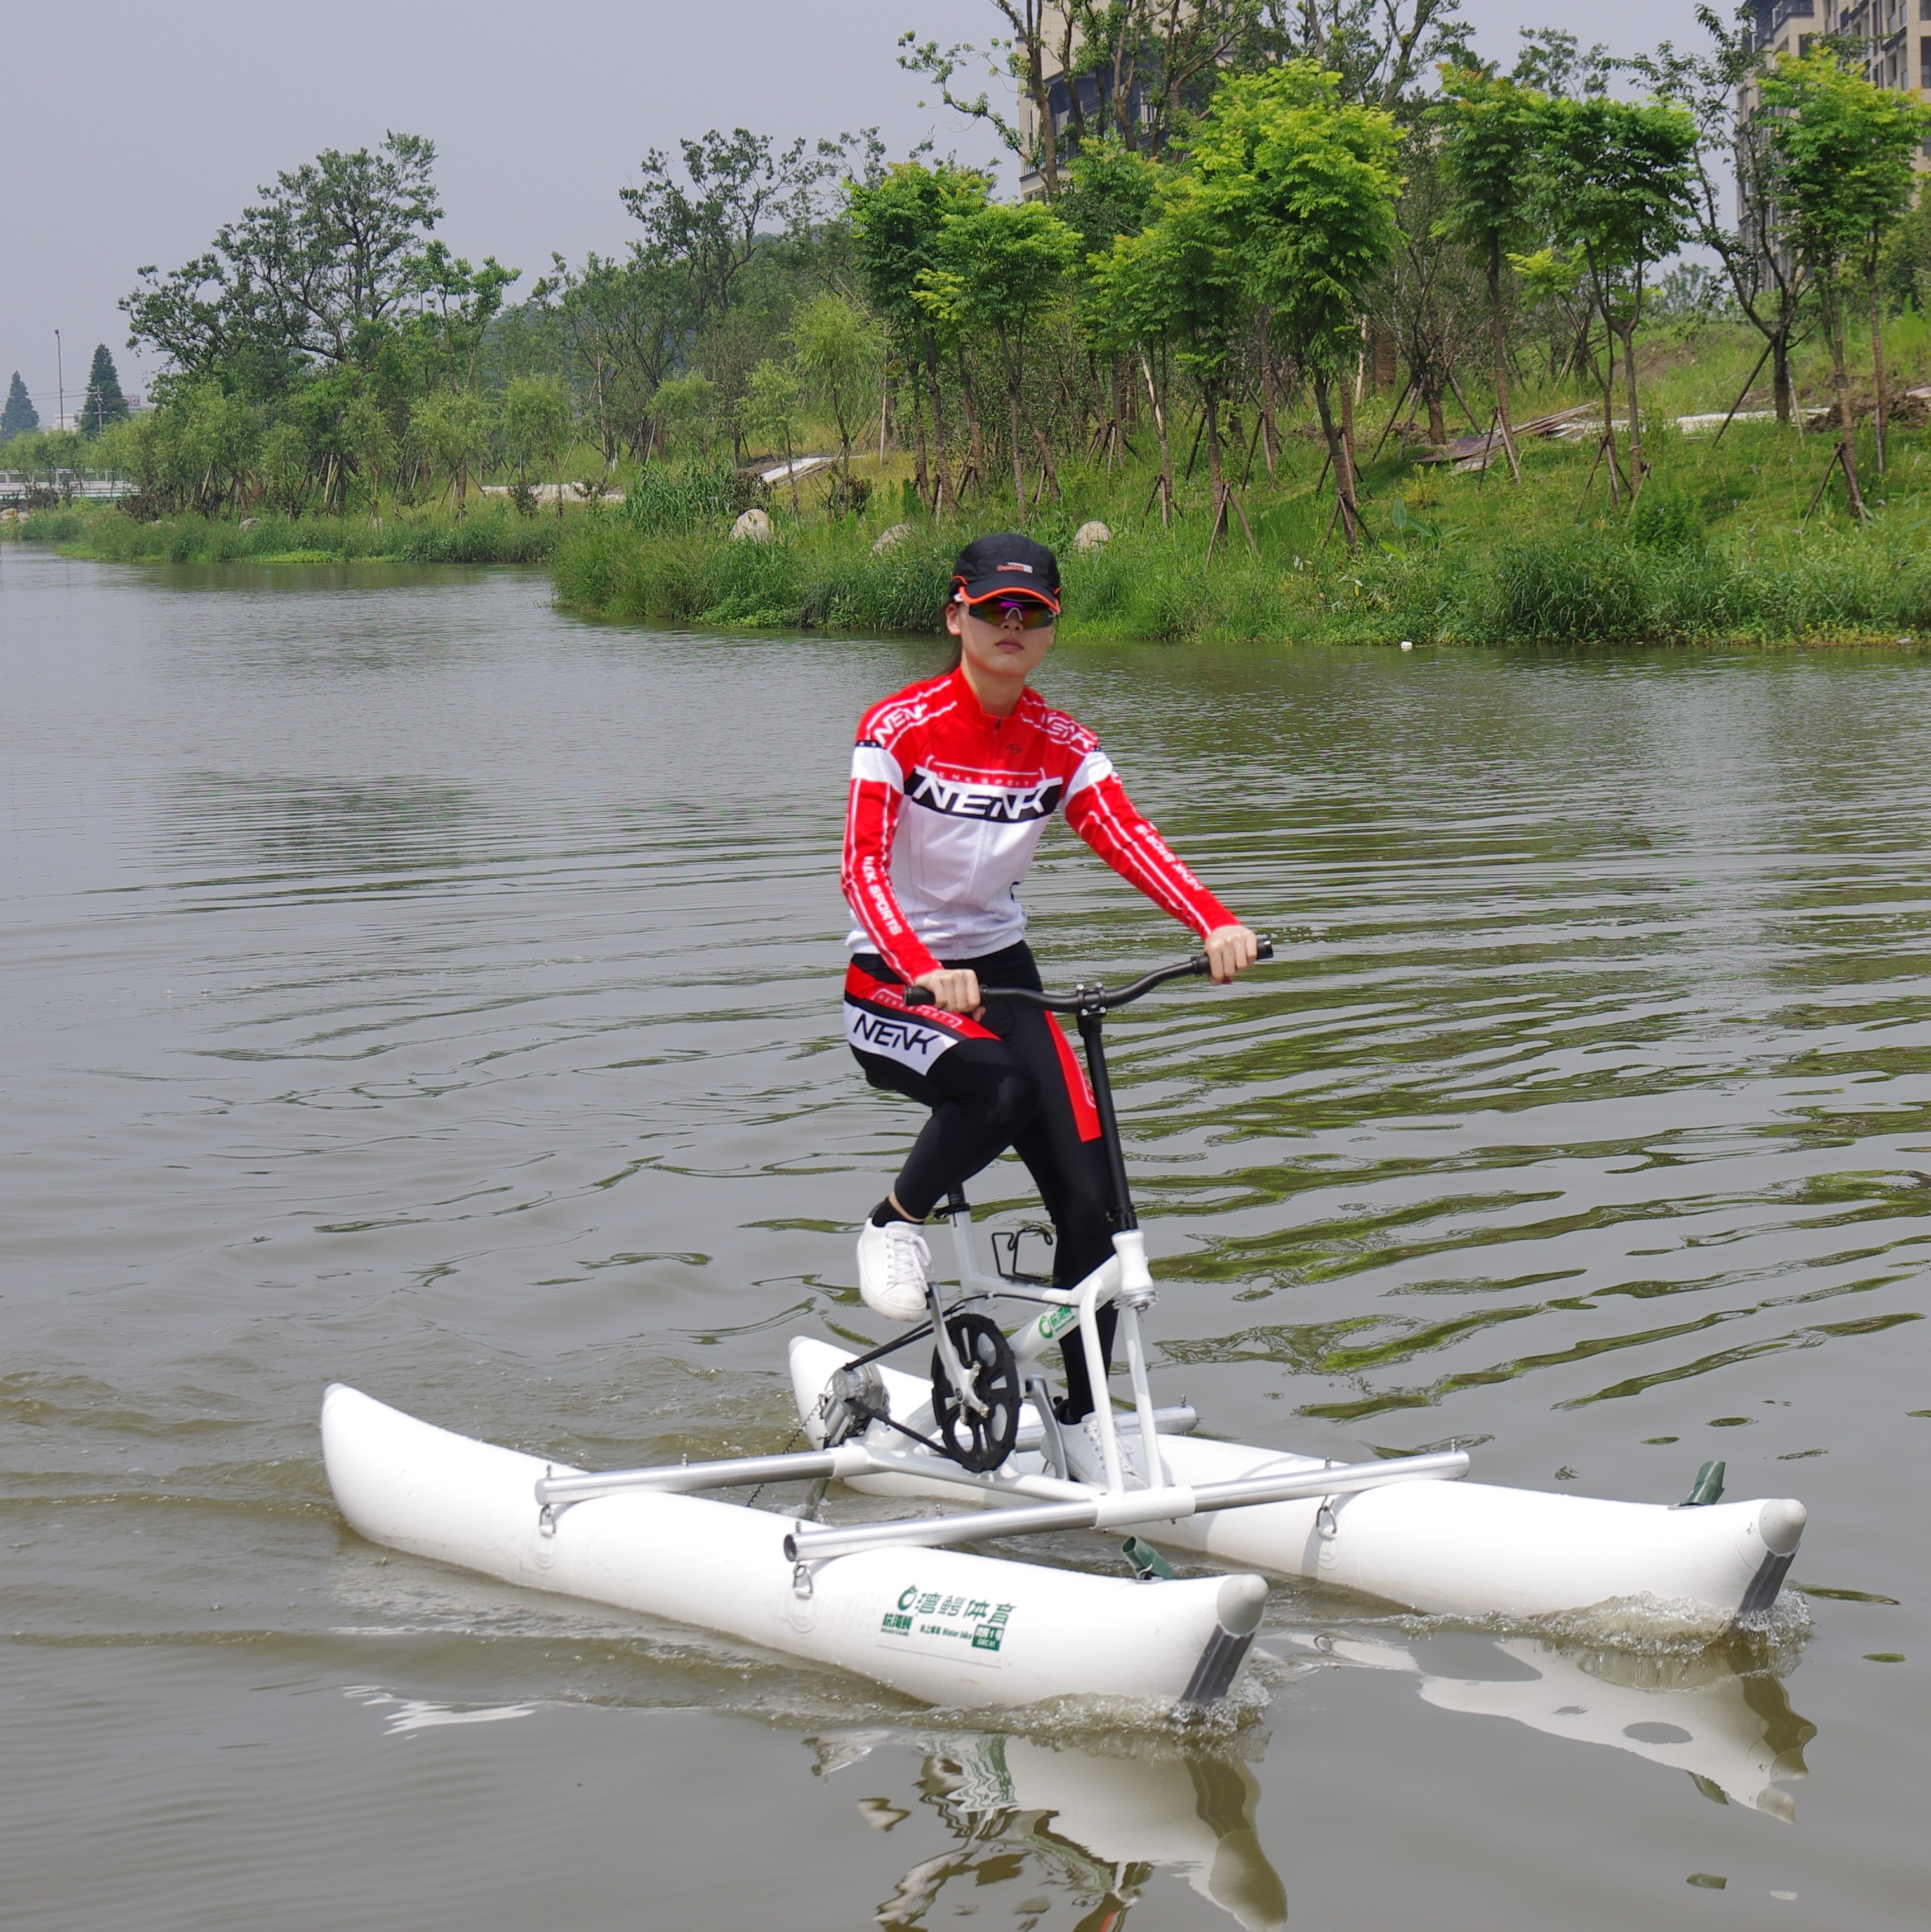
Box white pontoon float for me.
[323,947,1806,1710]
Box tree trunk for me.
[922,335,952,512]
[1000,327,1026,514]
[1426,383,1447,445]
[1312,373,1360,552]
[1771,295,1795,427]
[1031,423,1060,500]
[912,382,929,502]
[1826,284,1869,523]
[1139,350,1174,526]
[1338,375,1363,533]
[1487,239,1521,481]
[1205,385,1225,560]
[1026,36,1059,198]
[956,344,986,498]
[1619,314,1645,498]
[1257,307,1278,486]
[1868,263,1888,480]
[1598,313,1623,507]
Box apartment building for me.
[1748,0,1931,168]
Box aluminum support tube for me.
[783,1450,1470,1562]
[535,1441,873,1506]
[533,1406,1200,1510]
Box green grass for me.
[10,505,563,565]
[553,409,1931,647]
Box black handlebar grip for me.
[903,985,934,1006]
[1256,936,1274,961]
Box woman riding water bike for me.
[840,533,1259,1446]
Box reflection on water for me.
[816,1729,1287,1931]
[1275,1628,1814,1819]
[801,1623,1814,1929]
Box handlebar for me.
[903,938,1274,1015]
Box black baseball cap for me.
[950,533,1061,615]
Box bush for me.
[619,462,746,533]
[18,503,562,566]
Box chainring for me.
[931,1312,1021,1473]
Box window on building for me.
[1922,31,1931,79]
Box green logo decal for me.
[881,1585,1016,1653]
[1037,1305,1077,1342]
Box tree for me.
[1191,61,1403,549]
[744,359,805,514]
[500,375,573,514]
[1536,93,1696,500]
[792,293,886,490]
[409,388,495,516]
[1634,12,1812,428]
[536,248,687,462]
[1760,51,1930,512]
[124,134,517,402]
[1259,0,1471,108]
[79,345,131,437]
[341,387,397,512]
[1878,176,1931,316]
[1,371,37,441]
[1088,174,1251,541]
[651,371,719,457]
[1437,68,1549,478]
[256,421,314,515]
[620,129,842,333]
[915,201,1077,514]
[1060,140,1167,468]
[848,160,992,510]
[901,3,1271,187]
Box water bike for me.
[322,946,1806,1713]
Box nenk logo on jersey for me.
[906,765,1064,822]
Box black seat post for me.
[1075,1006,1138,1232]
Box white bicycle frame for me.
[937,1202,1166,1495]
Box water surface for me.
[3,547,1927,1929]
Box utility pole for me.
[55,330,64,432]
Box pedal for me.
[819,1362,889,1446]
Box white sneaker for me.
[1061,1411,1145,1490]
[856,1218,932,1322]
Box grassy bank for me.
[7,504,562,566]
[555,409,1931,647]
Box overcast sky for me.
[1,0,1710,416]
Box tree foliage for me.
[97,6,1931,545]
[79,345,131,437]
[1,371,37,441]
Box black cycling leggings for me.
[846,940,1117,1419]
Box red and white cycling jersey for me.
[842,665,1235,982]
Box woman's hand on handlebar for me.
[1203,923,1261,985]
[912,966,985,1020]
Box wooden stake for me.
[1710,338,1774,448]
